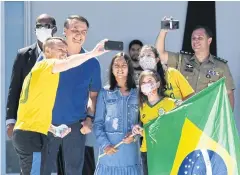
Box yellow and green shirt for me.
[164,67,194,100]
[15,59,59,135]
[140,97,176,152]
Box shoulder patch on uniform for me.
[180,50,194,56]
[213,56,228,63]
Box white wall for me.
[216,1,240,131]
[0,2,6,174]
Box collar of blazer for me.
[28,43,38,64]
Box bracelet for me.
[87,113,94,117]
[86,114,94,122]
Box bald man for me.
[12,37,109,175]
[6,14,58,138]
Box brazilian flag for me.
[145,78,240,175]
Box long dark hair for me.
[140,45,167,88]
[109,52,136,91]
[138,70,164,108]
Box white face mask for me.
[141,82,160,96]
[36,28,52,43]
[139,56,157,70]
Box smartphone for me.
[161,20,179,30]
[104,40,124,51]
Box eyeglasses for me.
[36,23,55,29]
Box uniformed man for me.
[155,25,235,110]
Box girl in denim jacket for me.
[94,53,142,175]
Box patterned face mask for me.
[141,82,160,96]
[139,56,157,70]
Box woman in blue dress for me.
[93,52,142,175]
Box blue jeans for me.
[41,121,86,175]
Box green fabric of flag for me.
[145,78,240,175]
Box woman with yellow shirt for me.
[132,70,177,175]
[139,45,194,100]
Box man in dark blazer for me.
[6,13,57,138]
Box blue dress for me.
[94,87,142,175]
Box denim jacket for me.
[94,87,139,151]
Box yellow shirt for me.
[140,97,176,152]
[164,67,194,100]
[15,59,59,135]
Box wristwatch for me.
[86,114,94,122]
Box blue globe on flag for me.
[178,149,227,175]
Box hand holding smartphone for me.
[161,17,179,30]
[104,40,124,51]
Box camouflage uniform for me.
[167,51,235,93]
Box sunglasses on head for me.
[36,23,54,29]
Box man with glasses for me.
[6,13,57,139]
[42,15,101,175]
